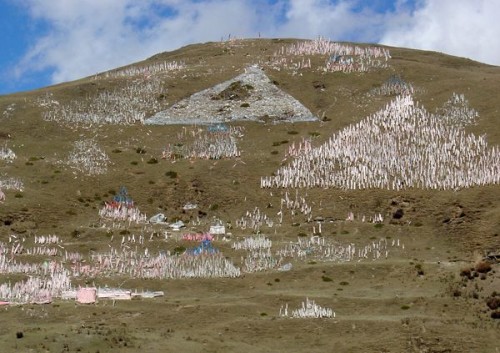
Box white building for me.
[209,219,226,235]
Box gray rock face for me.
[145,65,317,125]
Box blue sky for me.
[1,0,499,95]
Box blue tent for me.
[187,239,218,255]
[113,186,134,205]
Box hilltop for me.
[0,38,498,352]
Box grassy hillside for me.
[0,38,498,352]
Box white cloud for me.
[16,0,264,83]
[13,0,500,87]
[380,0,500,65]
[275,0,386,42]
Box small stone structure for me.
[209,219,226,235]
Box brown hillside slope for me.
[0,38,498,353]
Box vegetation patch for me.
[165,170,178,179]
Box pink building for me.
[76,287,97,304]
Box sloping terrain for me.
[0,38,498,353]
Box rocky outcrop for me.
[145,66,317,125]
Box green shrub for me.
[287,130,299,135]
[165,170,178,178]
[475,261,492,273]
[147,158,158,164]
[486,297,500,310]
[130,161,139,165]
[459,268,471,277]
[322,275,333,282]
[173,246,186,255]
